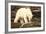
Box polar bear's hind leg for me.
[14,17,19,23]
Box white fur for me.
[14,8,33,27]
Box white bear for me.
[14,8,33,27]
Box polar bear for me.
[14,8,33,27]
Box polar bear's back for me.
[16,8,27,17]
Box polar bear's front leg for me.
[24,17,28,23]
[28,17,31,23]
[28,15,33,23]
